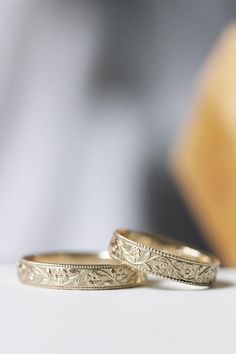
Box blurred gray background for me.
[0,0,235,261]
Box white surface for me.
[0,266,235,354]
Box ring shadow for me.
[146,278,235,291]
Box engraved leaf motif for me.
[27,266,49,284]
[47,268,70,285]
[171,260,199,280]
[112,267,136,284]
[148,256,173,276]
[197,265,216,283]
[18,258,146,288]
[141,251,152,262]
[67,268,83,284]
[121,245,141,263]
[95,270,115,286]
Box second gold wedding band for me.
[18,251,146,290]
[109,229,220,286]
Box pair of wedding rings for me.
[18,229,220,290]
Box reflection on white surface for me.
[0,266,235,354]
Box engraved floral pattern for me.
[197,266,216,284]
[110,238,123,258]
[113,266,137,283]
[123,245,141,263]
[171,260,198,280]
[85,271,102,286]
[150,256,173,277]
[48,268,69,284]
[109,234,218,286]
[18,262,146,289]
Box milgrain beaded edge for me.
[19,259,129,270]
[112,233,220,266]
[110,233,219,286]
[17,282,145,290]
[17,257,147,290]
[109,255,216,287]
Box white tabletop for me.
[0,265,235,354]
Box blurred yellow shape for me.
[172,24,236,266]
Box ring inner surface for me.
[119,230,213,264]
[25,252,117,265]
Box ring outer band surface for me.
[18,251,146,290]
[109,229,220,286]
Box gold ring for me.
[18,251,146,290]
[109,229,220,286]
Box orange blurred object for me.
[172,24,236,266]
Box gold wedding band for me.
[109,229,220,286]
[18,251,146,290]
